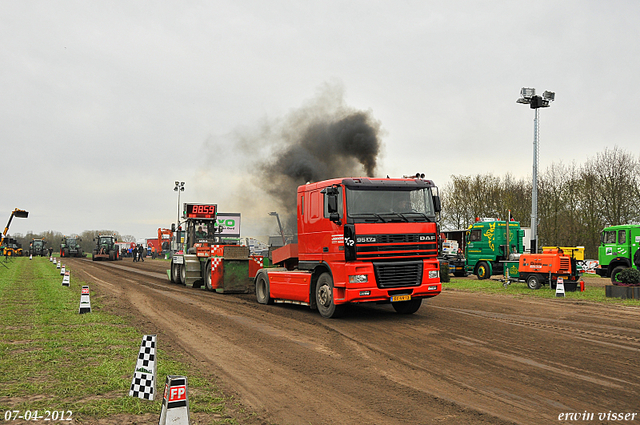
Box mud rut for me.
[66,258,640,425]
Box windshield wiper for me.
[349,213,387,222]
[380,212,409,222]
[400,211,431,221]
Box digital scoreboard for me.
[183,203,217,219]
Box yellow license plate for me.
[391,294,411,302]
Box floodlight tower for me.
[174,181,185,225]
[517,88,555,254]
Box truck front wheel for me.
[611,266,627,284]
[527,274,542,290]
[392,298,423,314]
[476,262,490,280]
[315,273,345,319]
[255,272,272,304]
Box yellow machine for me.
[1,209,28,260]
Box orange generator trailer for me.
[504,248,584,291]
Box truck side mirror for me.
[432,195,441,213]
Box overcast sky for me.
[3,1,639,241]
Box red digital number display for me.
[185,204,217,218]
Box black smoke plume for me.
[257,90,383,226]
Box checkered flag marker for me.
[158,375,190,425]
[62,271,70,287]
[129,335,157,401]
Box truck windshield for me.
[345,187,435,223]
[99,237,112,245]
[602,231,616,244]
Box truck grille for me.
[373,260,423,288]
[355,233,437,260]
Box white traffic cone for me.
[158,375,190,425]
[62,271,70,287]
[555,277,565,298]
[129,335,157,400]
[60,265,66,275]
[56,261,61,269]
[78,285,91,312]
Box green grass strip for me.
[0,257,234,423]
[445,275,640,306]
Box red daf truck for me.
[254,176,442,318]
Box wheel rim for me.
[317,284,332,308]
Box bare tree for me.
[584,146,640,227]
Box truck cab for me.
[465,219,525,279]
[596,224,640,283]
[255,177,443,318]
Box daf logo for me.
[419,235,436,241]
[356,237,377,243]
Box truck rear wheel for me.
[255,272,272,304]
[170,261,179,283]
[392,298,423,314]
[315,273,345,319]
[180,265,186,286]
[476,262,490,280]
[527,274,542,290]
[611,266,627,284]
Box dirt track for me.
[65,258,640,425]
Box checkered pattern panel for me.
[129,373,154,400]
[129,335,157,401]
[211,257,222,272]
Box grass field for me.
[444,275,640,306]
[0,257,241,424]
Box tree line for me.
[9,230,137,256]
[440,146,640,259]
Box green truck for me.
[595,224,640,283]
[465,219,525,279]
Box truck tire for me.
[204,260,213,291]
[180,265,186,286]
[255,272,272,304]
[611,266,627,284]
[527,274,542,290]
[392,298,423,314]
[170,261,179,283]
[315,272,345,319]
[476,261,490,280]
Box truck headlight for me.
[349,274,368,283]
[429,270,439,279]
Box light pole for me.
[174,181,185,226]
[517,87,554,254]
